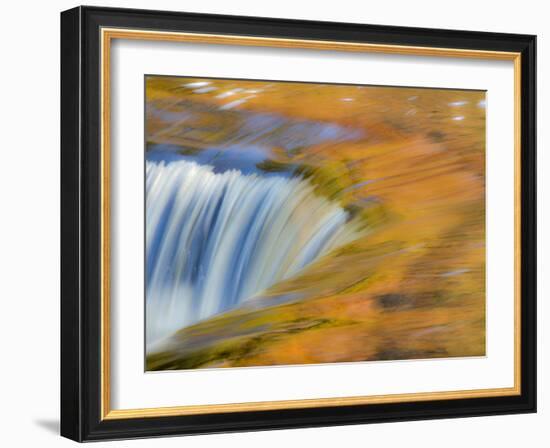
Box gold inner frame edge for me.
[100,27,522,420]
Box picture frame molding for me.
[61,5,536,442]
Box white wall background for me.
[0,0,546,446]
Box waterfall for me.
[146,159,362,347]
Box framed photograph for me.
[60,6,536,442]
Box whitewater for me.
[146,159,362,347]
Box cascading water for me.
[146,159,362,348]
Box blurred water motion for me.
[146,160,363,346]
[145,76,486,370]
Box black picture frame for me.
[61,5,536,442]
